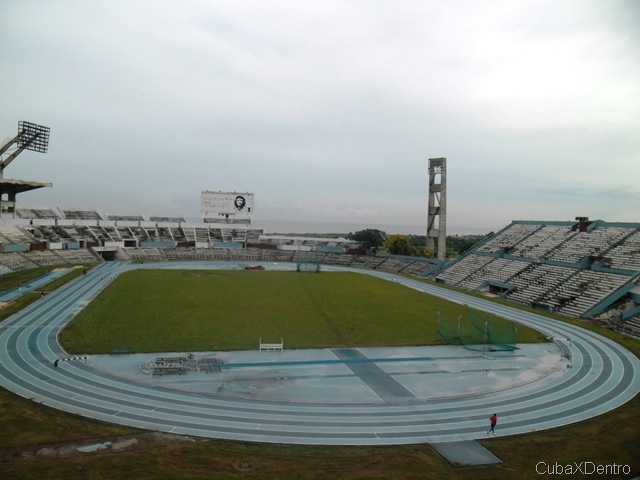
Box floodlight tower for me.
[0,121,52,218]
[0,121,51,178]
[427,157,447,260]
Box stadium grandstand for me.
[428,218,640,336]
[0,205,441,272]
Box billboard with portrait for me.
[201,191,254,223]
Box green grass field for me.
[59,269,545,354]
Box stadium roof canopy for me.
[0,178,53,219]
[0,178,52,196]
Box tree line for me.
[347,229,488,259]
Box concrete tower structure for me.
[427,157,447,260]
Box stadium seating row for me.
[607,230,640,271]
[0,246,437,279]
[545,226,631,263]
[432,221,640,324]
[477,223,541,253]
[1,224,262,247]
[617,317,640,337]
[0,249,100,271]
[539,270,629,317]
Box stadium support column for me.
[427,157,447,260]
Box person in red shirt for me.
[488,414,498,435]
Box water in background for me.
[252,219,490,236]
[3,212,489,237]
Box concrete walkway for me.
[87,343,566,405]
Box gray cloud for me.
[1,0,638,233]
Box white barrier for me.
[54,356,89,367]
[259,338,283,351]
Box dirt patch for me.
[0,431,195,465]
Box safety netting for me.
[437,310,517,351]
[296,254,322,272]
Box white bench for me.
[259,338,283,351]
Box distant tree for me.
[446,235,485,257]
[409,235,432,257]
[385,234,419,256]
[408,235,427,249]
[348,229,386,254]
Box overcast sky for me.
[1,0,638,234]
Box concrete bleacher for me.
[0,252,39,270]
[321,253,354,267]
[504,263,575,305]
[509,225,576,259]
[157,227,173,241]
[0,225,34,244]
[181,227,197,244]
[60,208,103,221]
[207,228,223,242]
[145,227,158,241]
[258,235,359,253]
[116,226,137,240]
[617,316,640,337]
[402,260,437,276]
[127,248,162,261]
[240,247,261,259]
[16,207,61,220]
[540,270,630,317]
[5,207,255,250]
[22,250,64,266]
[432,220,640,321]
[107,214,145,223]
[130,226,150,241]
[142,248,434,278]
[230,229,247,244]
[25,225,56,242]
[376,257,414,273]
[430,220,640,317]
[149,216,186,224]
[607,230,640,271]
[455,257,530,291]
[0,249,101,269]
[195,227,210,243]
[349,255,385,270]
[54,249,100,263]
[100,225,121,242]
[477,223,541,253]
[87,226,112,243]
[435,254,494,286]
[170,227,188,243]
[545,226,632,263]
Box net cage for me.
[437,310,517,351]
[296,253,322,272]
